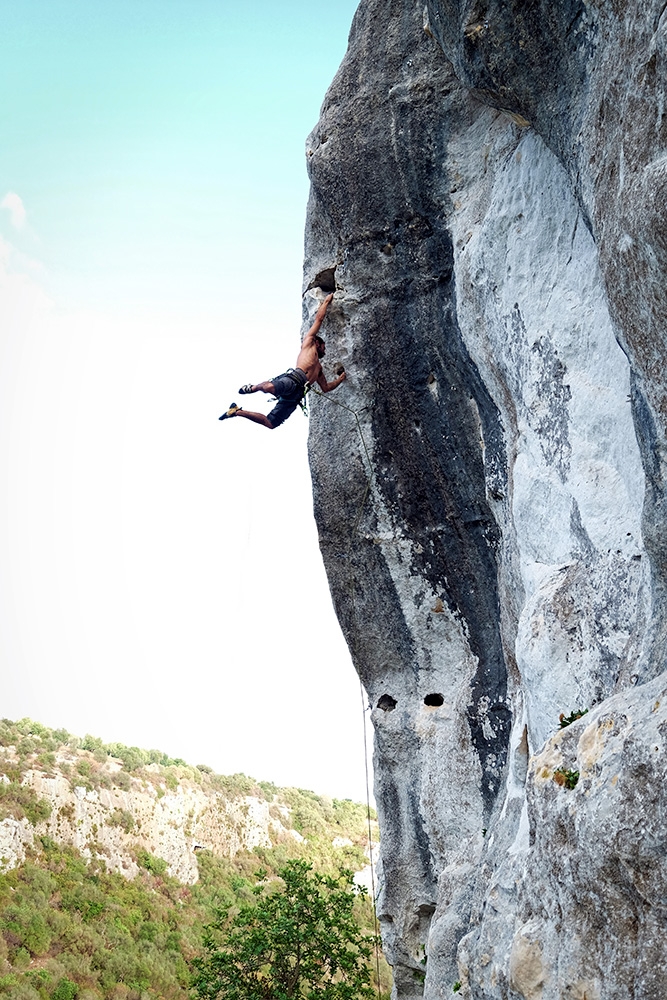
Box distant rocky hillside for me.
[0,718,376,885]
[0,719,388,1000]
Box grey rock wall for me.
[304,1,667,997]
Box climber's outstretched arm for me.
[302,293,334,348]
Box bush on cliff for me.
[0,783,51,827]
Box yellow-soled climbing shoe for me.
[218,403,240,421]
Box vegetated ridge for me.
[0,717,389,1000]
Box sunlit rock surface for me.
[304,0,667,996]
[0,748,302,884]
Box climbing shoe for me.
[218,403,240,421]
[238,384,255,395]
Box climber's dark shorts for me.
[267,369,308,428]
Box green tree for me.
[191,859,376,1000]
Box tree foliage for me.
[0,719,389,998]
[192,859,376,1000]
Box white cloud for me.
[0,235,45,290]
[1,191,27,231]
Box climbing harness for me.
[311,386,382,1000]
[269,369,312,416]
[282,368,308,391]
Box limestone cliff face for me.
[0,746,301,884]
[304,1,667,997]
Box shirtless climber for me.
[218,293,346,428]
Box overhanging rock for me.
[304,1,666,997]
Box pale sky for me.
[0,0,372,802]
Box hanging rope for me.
[311,386,383,999]
[361,677,383,999]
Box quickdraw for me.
[298,381,313,416]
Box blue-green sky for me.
[1,0,355,313]
[0,0,368,800]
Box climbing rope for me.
[309,388,374,532]
[361,677,383,999]
[311,386,383,999]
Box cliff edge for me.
[304,2,667,998]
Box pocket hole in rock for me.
[424,693,444,707]
[377,694,397,712]
[307,266,337,293]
